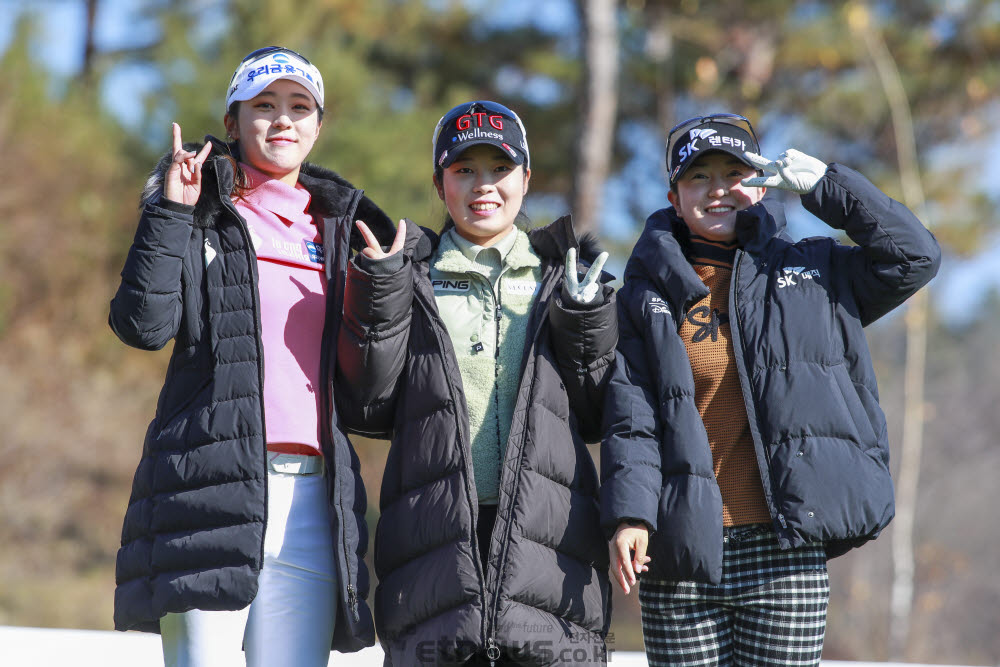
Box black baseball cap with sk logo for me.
[667,114,760,184]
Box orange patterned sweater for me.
[679,235,770,527]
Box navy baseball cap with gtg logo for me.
[432,101,530,169]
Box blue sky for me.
[4,1,997,326]
[0,0,160,129]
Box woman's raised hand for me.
[741,148,828,194]
[564,247,608,305]
[356,219,406,260]
[164,122,213,206]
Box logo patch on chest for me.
[432,279,471,292]
[504,280,539,296]
[203,239,217,268]
[304,241,324,265]
[777,266,821,289]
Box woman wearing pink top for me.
[109,46,395,666]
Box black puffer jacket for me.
[336,217,616,666]
[109,137,395,651]
[601,163,941,583]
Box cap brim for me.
[672,146,755,183]
[227,73,323,110]
[439,139,526,168]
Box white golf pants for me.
[161,465,338,667]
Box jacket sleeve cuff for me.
[548,285,618,362]
[602,490,660,539]
[153,197,196,217]
[344,254,413,330]
[356,251,405,276]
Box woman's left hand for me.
[741,149,828,194]
[610,523,651,595]
[356,219,406,259]
[564,247,608,305]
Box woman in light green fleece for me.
[356,100,608,519]
[341,100,617,664]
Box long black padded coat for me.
[601,163,941,583]
[336,217,616,666]
[108,137,395,651]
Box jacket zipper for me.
[730,250,787,534]
[412,278,488,647]
[491,285,504,472]
[221,186,270,573]
[483,264,557,664]
[488,285,503,666]
[332,194,365,623]
[486,637,501,665]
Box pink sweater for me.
[236,164,326,454]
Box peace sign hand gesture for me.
[564,247,609,306]
[356,219,407,260]
[163,122,213,206]
[741,148,828,194]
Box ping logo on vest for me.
[432,279,471,292]
[777,266,821,289]
[504,279,539,296]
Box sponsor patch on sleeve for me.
[648,295,671,315]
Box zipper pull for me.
[777,513,788,529]
[347,584,360,622]
[486,637,500,665]
[495,304,502,321]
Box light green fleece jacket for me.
[430,227,542,504]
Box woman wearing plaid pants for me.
[638,526,829,665]
[600,113,940,665]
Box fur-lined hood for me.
[141,134,397,251]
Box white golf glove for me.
[741,148,828,194]
[564,247,608,305]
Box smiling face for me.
[224,78,322,186]
[667,151,765,242]
[434,143,531,247]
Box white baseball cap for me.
[225,46,324,112]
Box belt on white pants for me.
[267,452,325,476]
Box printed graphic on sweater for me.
[686,305,729,342]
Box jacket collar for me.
[735,196,786,254]
[433,226,541,274]
[526,215,577,262]
[625,208,708,311]
[626,199,786,309]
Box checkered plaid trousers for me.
[638,524,829,667]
